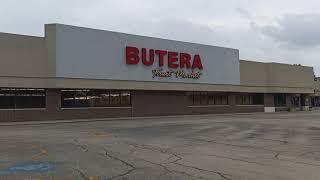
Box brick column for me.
[264,94,275,112]
[228,93,236,107]
[46,89,61,112]
[286,94,294,111]
[264,94,274,106]
[301,94,311,111]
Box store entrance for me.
[291,95,301,109]
[311,96,320,107]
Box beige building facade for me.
[0,24,318,122]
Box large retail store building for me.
[0,24,319,121]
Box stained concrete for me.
[1,112,320,179]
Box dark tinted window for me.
[193,92,201,105]
[61,89,131,108]
[200,92,207,105]
[0,88,46,109]
[121,91,131,105]
[311,97,320,107]
[236,94,264,105]
[188,92,229,105]
[274,94,286,107]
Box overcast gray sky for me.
[1,0,319,75]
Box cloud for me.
[235,8,252,19]
[260,14,320,48]
[0,0,320,75]
[137,19,222,45]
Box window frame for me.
[61,89,131,108]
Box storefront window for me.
[291,96,300,108]
[252,95,264,105]
[61,89,131,108]
[215,96,223,105]
[208,93,215,105]
[236,94,264,105]
[0,88,46,109]
[200,92,208,105]
[311,97,320,107]
[74,90,89,107]
[188,92,228,105]
[274,94,286,107]
[193,92,201,105]
[87,90,110,107]
[110,91,121,105]
[221,96,229,105]
[121,91,131,105]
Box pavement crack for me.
[132,155,211,180]
[123,142,162,153]
[207,154,267,166]
[197,138,279,154]
[298,151,320,157]
[261,138,288,144]
[173,162,232,180]
[122,141,183,164]
[163,152,183,164]
[103,148,137,180]
[73,168,91,180]
[72,139,89,152]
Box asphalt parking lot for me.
[1,111,320,180]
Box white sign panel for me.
[55,24,240,85]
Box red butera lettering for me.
[126,46,139,64]
[126,46,203,70]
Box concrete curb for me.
[0,111,315,126]
[0,112,270,126]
